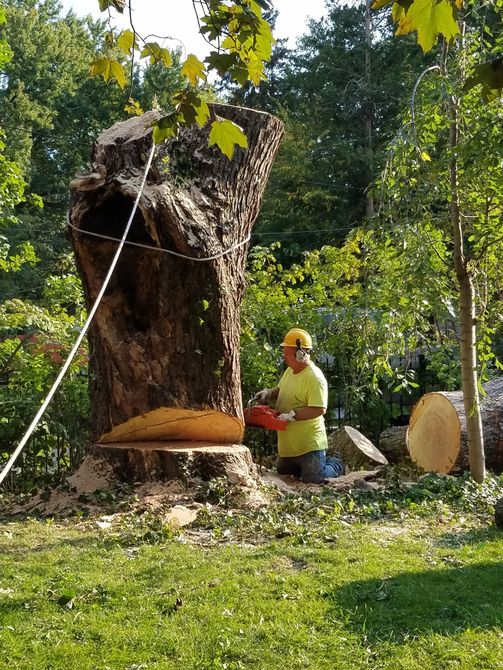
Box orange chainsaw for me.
[243,397,289,431]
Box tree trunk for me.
[327,425,388,470]
[444,40,485,482]
[68,106,283,449]
[407,377,503,474]
[378,426,409,463]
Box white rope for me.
[66,218,251,261]
[0,143,156,486]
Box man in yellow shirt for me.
[255,328,344,484]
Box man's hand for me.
[254,388,272,402]
[277,410,296,423]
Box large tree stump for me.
[407,377,503,474]
[68,442,258,493]
[68,106,283,480]
[327,426,388,470]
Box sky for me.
[60,1,328,59]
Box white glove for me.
[277,410,296,423]
[254,388,272,402]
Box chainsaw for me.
[243,397,289,431]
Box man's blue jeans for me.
[276,450,344,484]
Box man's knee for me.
[299,451,325,483]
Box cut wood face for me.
[407,393,461,473]
[99,407,244,444]
[344,426,389,465]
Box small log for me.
[69,442,258,492]
[327,426,388,470]
[407,377,503,474]
[378,426,409,463]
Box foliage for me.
[372,0,461,53]
[92,0,275,157]
[0,277,89,490]
[242,228,460,436]
[230,0,434,259]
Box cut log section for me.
[327,425,388,470]
[407,377,503,474]
[70,442,258,492]
[100,407,244,444]
[378,426,409,463]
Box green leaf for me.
[208,119,248,160]
[117,29,136,55]
[98,0,125,12]
[181,54,206,85]
[140,42,172,67]
[89,57,126,89]
[395,0,460,53]
[420,151,431,161]
[152,113,179,144]
[464,58,503,98]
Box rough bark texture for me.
[327,425,388,470]
[81,442,258,487]
[407,377,503,474]
[378,426,409,463]
[68,106,283,444]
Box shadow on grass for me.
[435,526,502,548]
[330,562,503,643]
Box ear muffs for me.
[295,338,306,361]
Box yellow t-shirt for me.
[275,363,328,457]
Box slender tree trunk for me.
[364,0,374,219]
[447,92,485,482]
[69,105,283,446]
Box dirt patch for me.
[0,467,383,520]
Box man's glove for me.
[277,410,296,423]
[254,388,272,402]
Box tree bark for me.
[444,38,485,482]
[378,426,409,463]
[68,106,283,446]
[407,377,503,474]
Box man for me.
[255,328,344,484]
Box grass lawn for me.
[1,472,503,669]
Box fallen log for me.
[327,425,388,470]
[378,425,409,463]
[407,377,503,474]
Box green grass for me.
[1,474,503,669]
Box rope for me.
[66,218,251,261]
[0,143,156,486]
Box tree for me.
[374,0,503,482]
[68,108,283,457]
[231,0,431,260]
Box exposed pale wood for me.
[327,425,388,470]
[81,441,258,486]
[407,377,503,474]
[100,407,243,444]
[378,426,409,463]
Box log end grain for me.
[407,393,462,473]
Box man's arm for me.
[291,406,326,420]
